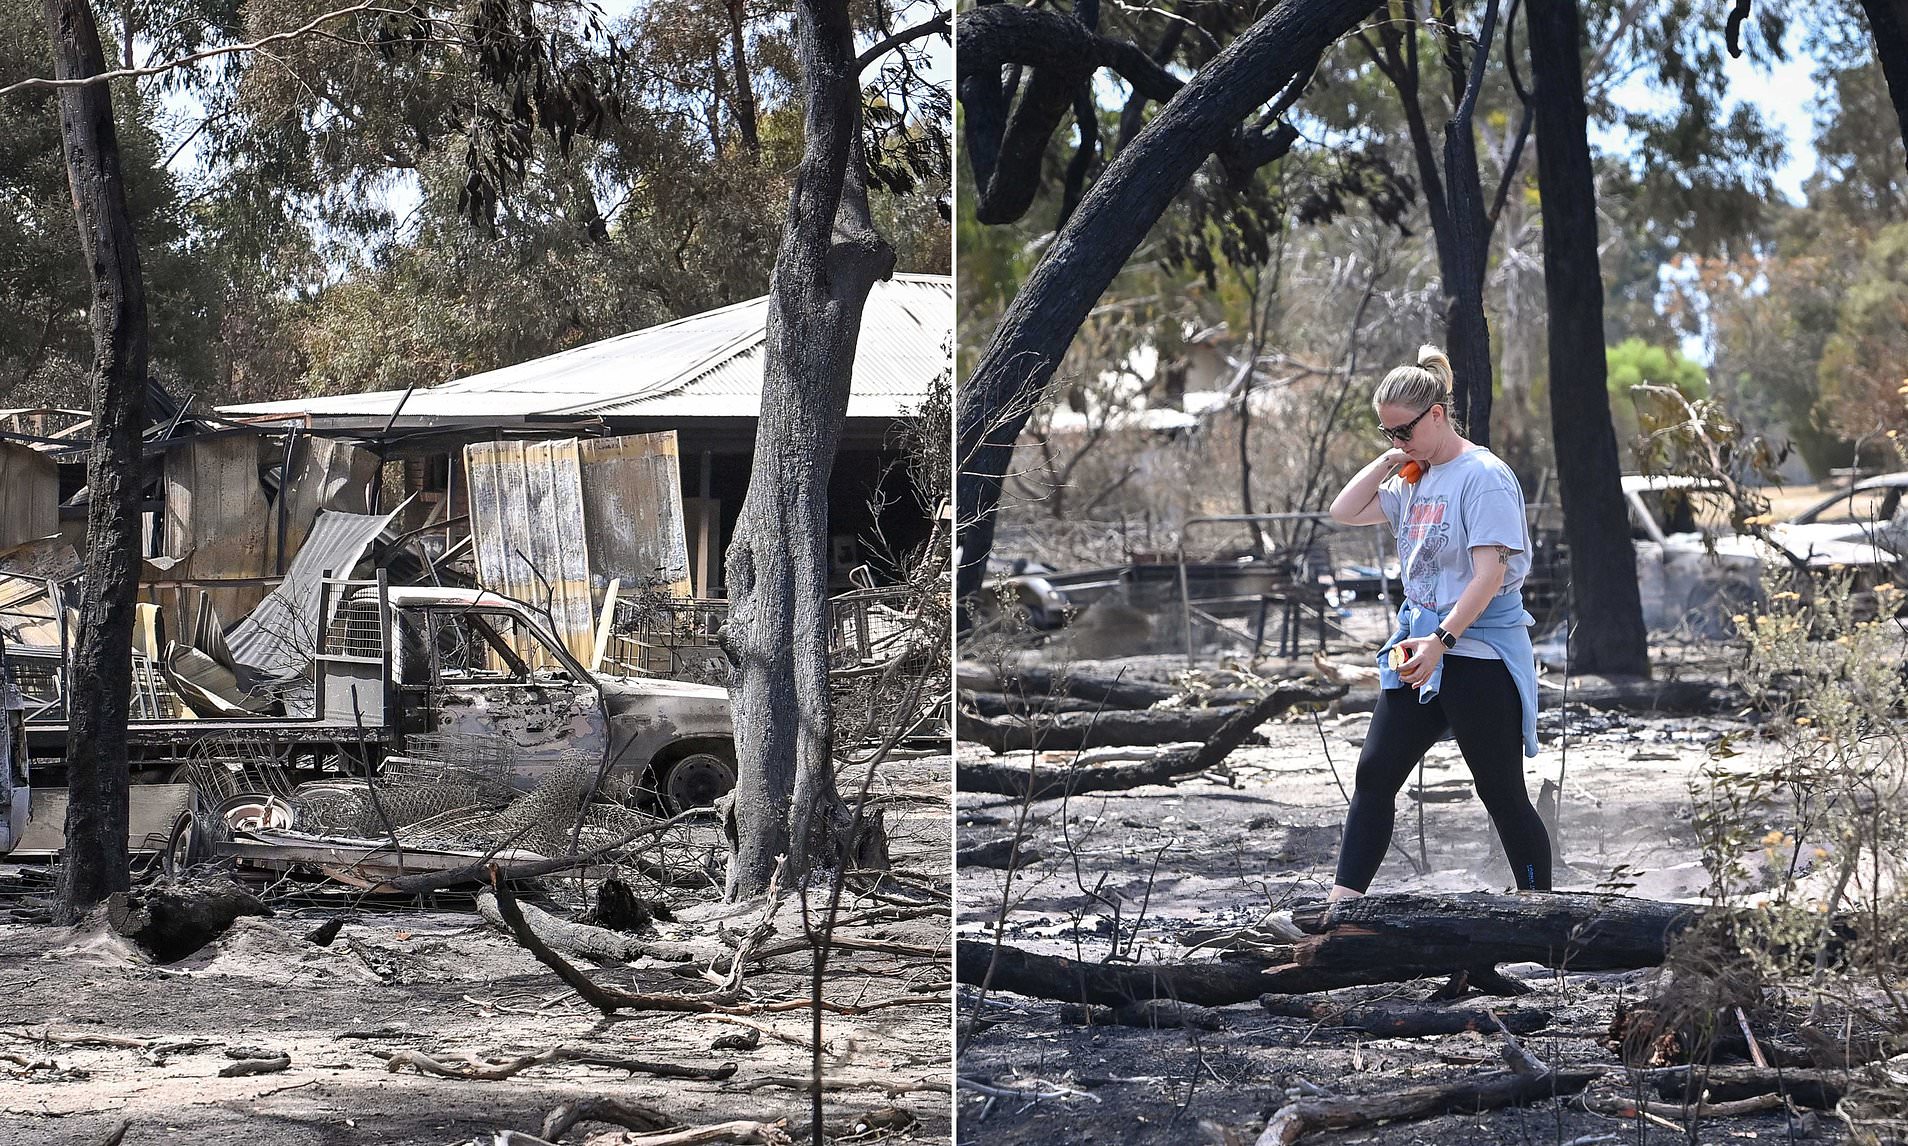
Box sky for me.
[1600,36,1822,203]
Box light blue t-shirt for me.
[1377,447,1531,659]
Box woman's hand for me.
[1395,635,1444,687]
[1381,446,1411,470]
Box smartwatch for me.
[1432,626,1457,649]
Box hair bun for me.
[1416,344,1454,394]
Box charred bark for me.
[1440,0,1500,442]
[719,0,896,901]
[1858,0,1908,174]
[725,0,759,154]
[956,706,1251,754]
[955,0,1383,598]
[957,679,1344,789]
[957,938,1278,1007]
[1259,994,1551,1036]
[964,894,1697,1009]
[1287,891,1697,973]
[1258,1067,1608,1145]
[955,663,1180,708]
[1527,0,1650,675]
[106,879,270,962]
[42,0,148,922]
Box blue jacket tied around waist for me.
[1375,594,1539,758]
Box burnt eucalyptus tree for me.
[1527,0,1648,677]
[718,1,946,901]
[1350,1,1517,442]
[38,0,147,921]
[954,0,1385,597]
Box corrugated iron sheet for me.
[463,439,599,666]
[577,433,692,600]
[227,508,400,682]
[464,433,693,668]
[219,274,950,424]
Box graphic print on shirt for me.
[1398,494,1450,607]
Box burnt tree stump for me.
[106,878,270,962]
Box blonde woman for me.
[1325,346,1549,902]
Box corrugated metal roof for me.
[223,274,950,425]
[226,507,400,684]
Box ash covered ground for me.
[0,756,953,1146]
[953,651,1848,1144]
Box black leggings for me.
[1333,654,1552,892]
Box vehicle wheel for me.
[658,749,738,814]
[162,811,205,881]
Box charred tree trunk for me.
[1440,0,1500,444]
[726,0,760,154]
[954,0,1384,598]
[1527,0,1650,676]
[1859,0,1908,172]
[43,0,147,923]
[718,0,896,902]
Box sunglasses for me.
[1380,403,1441,443]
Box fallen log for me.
[1542,674,1745,715]
[1256,1067,1608,1145]
[958,706,1238,753]
[1059,999,1226,1030]
[1279,891,1698,980]
[955,837,1042,869]
[958,938,1275,1007]
[958,680,1346,795]
[1259,995,1551,1037]
[961,691,1102,718]
[966,893,1698,1006]
[957,662,1178,708]
[105,878,271,962]
[380,1046,736,1082]
[1646,1064,1848,1109]
[218,1054,291,1077]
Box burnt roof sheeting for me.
[217,274,951,426]
[226,508,399,682]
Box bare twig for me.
[380,1046,735,1081]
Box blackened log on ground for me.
[958,680,1345,781]
[958,707,1234,753]
[1287,892,1697,972]
[1545,675,1744,714]
[105,879,270,962]
[1258,994,1550,1036]
[960,690,1102,718]
[1648,1064,1848,1109]
[965,893,1695,1007]
[1255,1067,1609,1146]
[1060,998,1226,1030]
[956,663,1179,709]
[955,836,1044,869]
[958,938,1277,1007]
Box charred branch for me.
[957,679,1345,789]
[1257,1067,1609,1145]
[1258,994,1551,1037]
